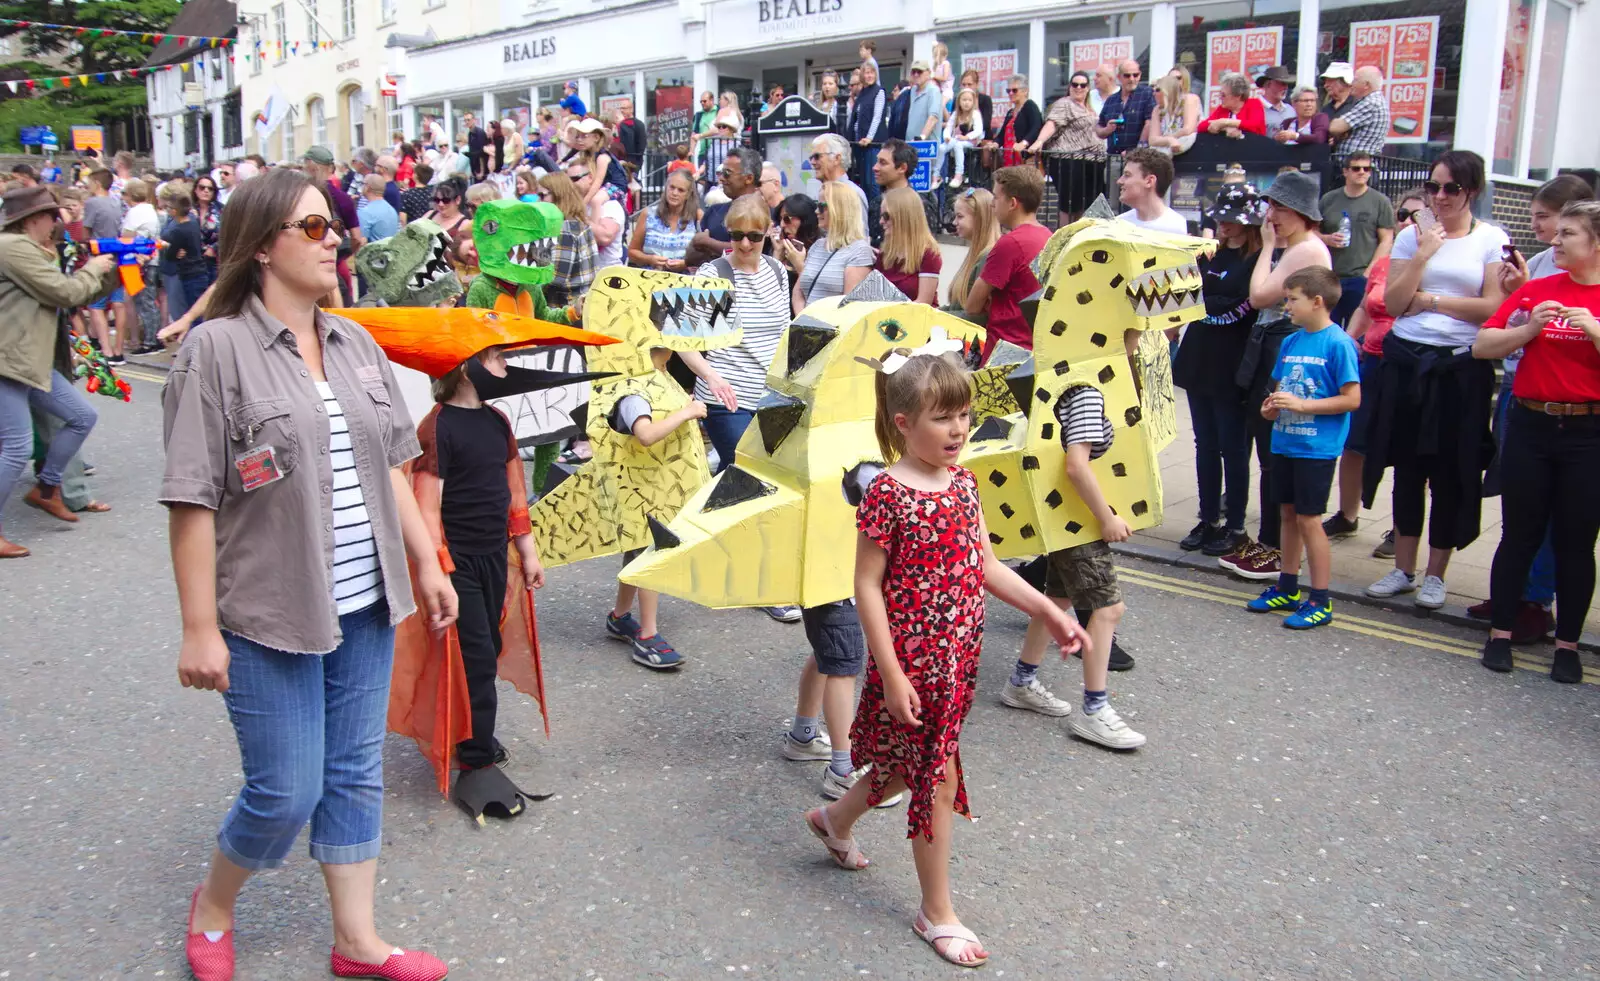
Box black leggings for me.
[1249,412,1280,548]
[1488,406,1600,643]
[450,549,508,769]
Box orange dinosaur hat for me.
[332,306,618,379]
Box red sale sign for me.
[1069,37,1134,76]
[1204,27,1282,110]
[1349,15,1438,143]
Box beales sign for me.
[758,0,844,29]
[504,34,557,64]
[709,0,894,50]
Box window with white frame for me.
[385,94,403,142]
[341,0,355,39]
[282,111,297,162]
[348,88,367,148]
[310,97,327,147]
[380,0,397,25]
[1494,0,1573,179]
[306,0,319,46]
[272,3,287,62]
[425,0,446,11]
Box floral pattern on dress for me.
[852,466,987,841]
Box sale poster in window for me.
[1349,16,1439,144]
[1070,37,1134,75]
[1204,27,1283,110]
[963,49,1019,131]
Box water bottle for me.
[1503,296,1534,373]
[1337,211,1352,248]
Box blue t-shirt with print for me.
[1269,325,1361,459]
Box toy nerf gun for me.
[88,237,158,296]
[70,334,131,402]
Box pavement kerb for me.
[1111,539,1600,655]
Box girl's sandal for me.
[81,501,112,513]
[913,913,989,968]
[804,806,869,870]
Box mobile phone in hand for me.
[1415,208,1438,234]
[1502,243,1522,264]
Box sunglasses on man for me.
[280,215,346,241]
[1346,164,1372,173]
[1121,71,1141,79]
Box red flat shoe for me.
[330,947,449,981]
[184,885,234,981]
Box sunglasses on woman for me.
[727,230,766,243]
[1006,87,1021,95]
[1069,81,1089,89]
[432,195,455,204]
[1424,180,1464,197]
[1396,208,1417,223]
[280,216,346,241]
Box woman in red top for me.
[1203,72,1267,138]
[1328,188,1426,534]
[1473,200,1600,682]
[872,187,942,304]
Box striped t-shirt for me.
[1053,386,1114,460]
[319,382,384,614]
[695,255,793,407]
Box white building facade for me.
[147,47,246,172]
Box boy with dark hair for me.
[964,166,1048,357]
[1246,266,1360,629]
[1116,147,1186,233]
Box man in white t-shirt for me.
[567,161,626,269]
[1115,147,1189,235]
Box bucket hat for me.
[1208,181,1266,225]
[1263,170,1322,223]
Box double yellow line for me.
[1118,566,1594,684]
[116,368,167,385]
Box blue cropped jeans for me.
[217,601,395,870]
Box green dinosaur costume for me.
[353,218,463,307]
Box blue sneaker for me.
[1246,586,1304,612]
[1284,598,1334,629]
[606,611,641,642]
[632,632,684,670]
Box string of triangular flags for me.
[2,63,190,93]
[0,17,237,47]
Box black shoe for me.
[1481,637,1514,673]
[1202,527,1247,557]
[106,355,126,366]
[1551,649,1583,684]
[1179,520,1215,551]
[1322,513,1359,540]
[1072,606,1136,671]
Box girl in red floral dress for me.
[804,340,1087,968]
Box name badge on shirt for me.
[236,445,284,491]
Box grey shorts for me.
[1043,540,1124,610]
[802,600,866,677]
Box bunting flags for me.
[0,17,238,47]
[3,62,184,92]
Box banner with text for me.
[651,85,695,153]
[1070,36,1134,75]
[1204,26,1282,110]
[963,49,1018,132]
[1351,15,1439,144]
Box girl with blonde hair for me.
[945,188,999,319]
[873,187,942,305]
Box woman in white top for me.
[1143,74,1201,155]
[786,179,874,314]
[1363,150,1509,609]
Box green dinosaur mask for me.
[354,218,462,307]
[474,199,563,288]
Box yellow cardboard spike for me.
[961,211,1215,558]
[622,277,987,608]
[529,268,741,568]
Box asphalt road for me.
[1,371,1597,980]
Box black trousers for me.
[1249,412,1280,548]
[1489,406,1600,643]
[450,548,508,769]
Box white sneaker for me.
[821,764,903,807]
[1365,568,1419,598]
[1069,704,1146,750]
[781,729,832,762]
[1000,678,1073,717]
[1415,575,1448,610]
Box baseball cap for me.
[573,118,606,134]
[910,59,930,73]
[304,145,336,166]
[564,79,579,90]
[1320,62,1354,83]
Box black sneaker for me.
[106,355,126,367]
[1071,635,1135,671]
[1551,649,1583,684]
[1372,529,1396,559]
[1201,527,1247,557]
[1179,520,1215,551]
[1322,513,1359,540]
[1481,637,1514,673]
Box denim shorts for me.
[1271,454,1338,516]
[87,285,128,310]
[802,600,866,677]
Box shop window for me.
[1524,0,1570,180]
[1043,13,1152,105]
[1311,0,1467,162]
[593,74,636,123]
[940,25,1031,133]
[494,89,532,137]
[1175,0,1300,112]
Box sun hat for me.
[1320,62,1354,83]
[1263,170,1322,223]
[1208,181,1266,226]
[573,118,606,134]
[2,184,59,229]
[1255,65,1294,86]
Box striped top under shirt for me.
[319,381,385,614]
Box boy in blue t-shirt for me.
[1247,267,1360,629]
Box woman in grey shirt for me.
[161,168,457,981]
[786,179,875,314]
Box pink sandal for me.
[804,806,869,870]
[913,911,989,968]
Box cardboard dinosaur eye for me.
[481,219,499,236]
[606,275,628,289]
[877,319,906,342]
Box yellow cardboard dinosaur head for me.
[962,202,1215,558]
[580,267,742,378]
[621,275,987,609]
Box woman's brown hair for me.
[537,172,586,221]
[209,168,326,320]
